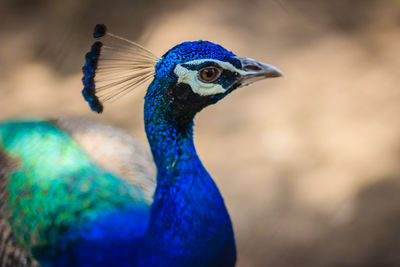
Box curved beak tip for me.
[254,60,284,79]
[239,57,284,81]
[263,64,284,79]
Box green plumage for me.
[0,120,148,255]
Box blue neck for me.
[142,81,236,266]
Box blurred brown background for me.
[1,0,400,266]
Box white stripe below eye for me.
[173,59,249,97]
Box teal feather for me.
[0,120,151,265]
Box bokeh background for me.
[1,0,400,266]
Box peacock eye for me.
[198,66,222,83]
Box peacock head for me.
[82,24,282,115]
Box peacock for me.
[0,24,282,266]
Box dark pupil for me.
[205,69,214,78]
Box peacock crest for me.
[82,24,159,113]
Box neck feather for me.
[144,101,198,182]
[142,81,236,265]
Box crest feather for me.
[82,24,159,113]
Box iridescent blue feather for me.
[82,41,103,113]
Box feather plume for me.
[82,24,159,113]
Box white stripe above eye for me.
[173,59,251,97]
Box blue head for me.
[147,40,282,120]
[82,25,282,117]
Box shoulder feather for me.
[53,117,156,202]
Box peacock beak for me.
[237,57,283,86]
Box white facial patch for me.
[173,59,252,96]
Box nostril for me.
[243,65,262,72]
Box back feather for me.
[0,149,39,267]
[0,120,152,266]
